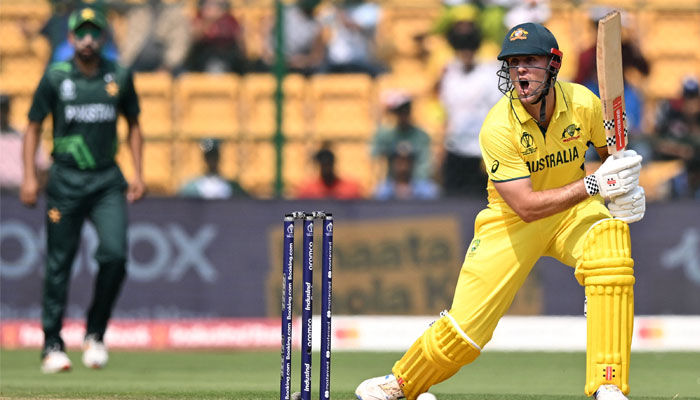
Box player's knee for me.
[95,240,127,266]
[575,219,634,286]
[422,311,481,368]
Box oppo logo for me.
[0,220,218,283]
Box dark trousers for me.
[42,164,128,354]
[441,151,488,198]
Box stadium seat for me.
[0,1,51,21]
[645,57,700,100]
[237,6,273,61]
[0,22,29,56]
[116,140,175,195]
[1,55,46,76]
[241,73,309,139]
[376,72,431,98]
[637,11,700,58]
[172,138,241,191]
[174,73,241,138]
[0,71,43,132]
[235,139,313,197]
[379,8,440,58]
[236,140,276,197]
[132,72,174,138]
[331,140,373,197]
[309,74,377,140]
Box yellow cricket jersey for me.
[479,81,607,213]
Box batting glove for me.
[584,149,642,199]
[608,186,646,223]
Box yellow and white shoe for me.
[41,348,72,374]
[82,335,108,369]
[594,385,628,400]
[355,374,405,400]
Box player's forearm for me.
[517,180,590,222]
[496,177,590,223]
[22,123,42,182]
[127,120,144,180]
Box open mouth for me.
[518,79,530,92]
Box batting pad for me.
[576,219,634,396]
[392,312,481,399]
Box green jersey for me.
[28,58,140,170]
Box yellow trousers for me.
[394,198,619,398]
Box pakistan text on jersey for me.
[65,104,116,123]
[526,147,580,173]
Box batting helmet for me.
[497,22,560,61]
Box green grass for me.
[0,350,698,399]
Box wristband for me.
[584,174,599,196]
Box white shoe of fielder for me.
[355,374,405,400]
[594,385,628,400]
[41,348,72,374]
[82,335,108,369]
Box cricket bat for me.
[597,10,627,158]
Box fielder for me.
[355,22,645,400]
[20,7,144,373]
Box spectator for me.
[438,19,502,197]
[0,94,50,194]
[374,142,439,200]
[321,0,386,77]
[119,0,191,74]
[653,77,700,198]
[294,144,364,199]
[504,0,550,28]
[184,0,247,74]
[179,138,249,199]
[371,90,432,181]
[34,0,119,63]
[263,0,325,76]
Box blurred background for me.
[1,0,699,353]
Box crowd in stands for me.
[1,0,699,201]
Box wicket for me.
[280,211,334,400]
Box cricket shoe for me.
[594,385,628,400]
[355,374,405,400]
[82,335,108,369]
[41,347,72,374]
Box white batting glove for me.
[608,186,646,223]
[584,150,642,199]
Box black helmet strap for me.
[534,48,563,125]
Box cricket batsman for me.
[355,22,645,400]
[20,7,144,373]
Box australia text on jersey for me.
[526,146,580,173]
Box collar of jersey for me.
[69,57,107,78]
[510,81,569,125]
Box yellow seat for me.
[235,139,312,197]
[309,74,377,140]
[330,140,372,197]
[645,57,700,100]
[237,140,276,197]
[116,140,174,195]
[172,139,241,191]
[237,7,273,61]
[0,2,51,20]
[0,22,29,57]
[241,73,309,139]
[0,71,43,131]
[132,72,174,138]
[379,8,440,58]
[638,11,700,58]
[174,73,241,138]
